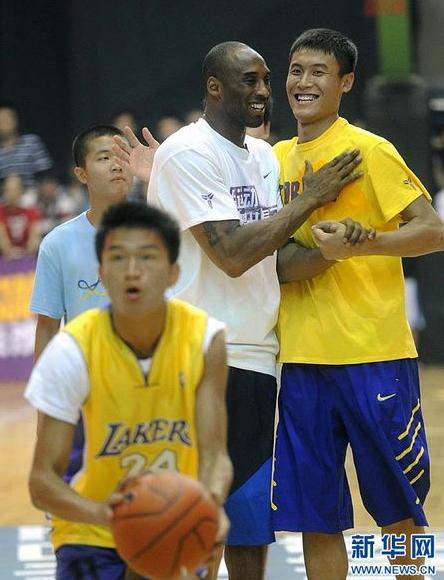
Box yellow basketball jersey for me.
[274,117,430,364]
[51,299,208,550]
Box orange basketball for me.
[111,471,219,579]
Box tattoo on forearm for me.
[202,221,239,247]
[203,223,223,246]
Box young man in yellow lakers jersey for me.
[272,28,444,580]
[26,201,232,580]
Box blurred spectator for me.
[403,132,444,358]
[431,129,444,191]
[111,109,138,134]
[352,118,367,130]
[64,161,89,212]
[434,188,444,218]
[0,100,53,190]
[156,115,182,142]
[403,259,425,347]
[184,109,203,124]
[433,131,444,219]
[21,173,83,237]
[0,174,41,258]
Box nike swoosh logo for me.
[263,171,272,179]
[377,393,397,401]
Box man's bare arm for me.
[196,330,232,505]
[277,240,333,283]
[34,314,61,361]
[278,218,376,283]
[190,150,362,277]
[29,413,115,526]
[313,196,444,260]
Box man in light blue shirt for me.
[31,211,107,322]
[30,124,133,479]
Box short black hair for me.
[202,41,250,89]
[72,124,124,168]
[0,99,18,113]
[289,28,358,75]
[95,201,180,264]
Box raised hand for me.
[112,126,159,183]
[303,149,363,208]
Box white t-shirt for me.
[148,119,281,376]
[25,316,225,424]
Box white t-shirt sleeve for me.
[153,149,241,230]
[24,332,89,424]
[203,316,226,352]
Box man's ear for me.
[168,262,180,288]
[341,72,354,94]
[207,76,223,100]
[98,263,104,285]
[74,165,87,185]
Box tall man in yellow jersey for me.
[25,201,232,580]
[272,29,444,580]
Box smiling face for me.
[74,135,133,202]
[218,48,271,129]
[99,227,179,317]
[286,48,354,140]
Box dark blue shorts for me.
[56,545,126,580]
[224,367,276,546]
[272,359,430,533]
[56,544,208,579]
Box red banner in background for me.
[0,257,36,382]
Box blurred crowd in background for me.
[2,97,444,356]
[0,98,285,261]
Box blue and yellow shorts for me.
[272,359,429,533]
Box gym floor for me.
[1,365,443,579]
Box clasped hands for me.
[313,218,376,261]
